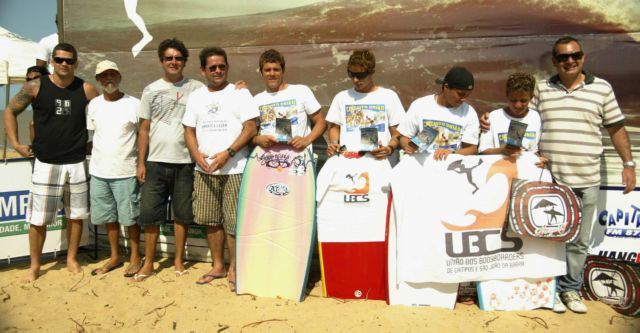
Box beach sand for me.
[0,255,638,332]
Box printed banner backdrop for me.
[60,0,640,129]
[590,187,640,264]
[390,153,566,284]
[0,159,91,260]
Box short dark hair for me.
[158,38,189,61]
[348,49,375,72]
[552,36,583,57]
[52,42,78,61]
[259,49,285,71]
[506,72,535,95]
[199,47,228,68]
[26,66,49,76]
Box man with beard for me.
[4,42,99,282]
[87,60,142,277]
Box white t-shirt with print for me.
[398,94,479,153]
[182,84,257,175]
[139,78,204,164]
[478,108,541,153]
[326,87,405,151]
[87,94,140,178]
[252,84,321,139]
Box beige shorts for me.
[192,171,242,235]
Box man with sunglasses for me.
[536,36,635,314]
[326,49,403,162]
[480,36,636,313]
[134,38,204,282]
[4,42,99,283]
[182,47,257,290]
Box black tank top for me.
[32,75,89,164]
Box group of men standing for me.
[3,36,636,313]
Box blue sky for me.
[0,0,57,41]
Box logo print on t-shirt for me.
[55,99,72,116]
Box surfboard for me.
[477,277,556,311]
[235,145,316,301]
[387,153,565,309]
[316,154,391,300]
[387,191,459,309]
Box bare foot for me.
[20,268,40,284]
[228,269,236,292]
[91,259,123,276]
[67,259,82,274]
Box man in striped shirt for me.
[532,36,635,313]
[481,36,635,313]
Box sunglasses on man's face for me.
[554,51,584,63]
[347,70,369,80]
[53,57,76,65]
[163,56,185,62]
[207,64,227,72]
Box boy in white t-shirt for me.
[252,49,326,152]
[398,66,479,160]
[87,60,142,277]
[183,47,258,290]
[479,72,544,164]
[325,49,404,161]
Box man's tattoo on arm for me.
[9,90,34,115]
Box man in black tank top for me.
[3,43,99,283]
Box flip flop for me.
[131,273,152,282]
[175,269,189,277]
[91,262,123,276]
[123,260,144,278]
[195,273,227,285]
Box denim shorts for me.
[90,176,140,227]
[138,162,194,226]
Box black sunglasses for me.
[163,56,185,62]
[53,57,76,65]
[347,70,369,80]
[554,51,584,63]
[207,64,227,72]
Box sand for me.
[0,255,638,333]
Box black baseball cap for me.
[435,66,474,90]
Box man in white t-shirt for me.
[134,38,204,282]
[252,49,326,152]
[183,47,258,290]
[87,60,142,277]
[326,49,403,161]
[398,66,479,160]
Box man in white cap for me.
[87,60,143,277]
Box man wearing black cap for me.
[398,66,479,160]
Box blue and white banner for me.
[0,159,90,260]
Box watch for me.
[226,147,236,157]
[623,160,636,168]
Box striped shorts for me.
[192,171,242,235]
[27,159,90,226]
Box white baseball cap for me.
[95,60,120,75]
